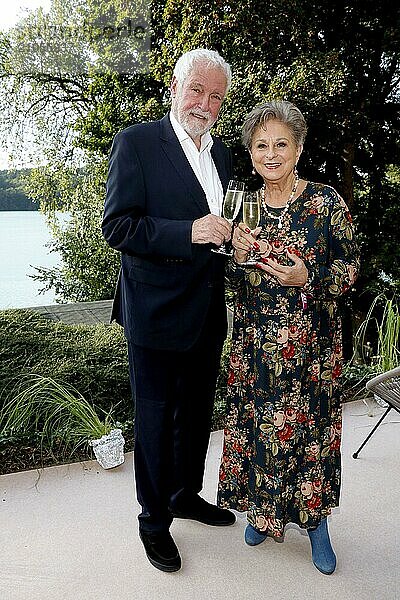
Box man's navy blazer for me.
[102,113,233,351]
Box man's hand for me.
[192,215,232,245]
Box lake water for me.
[0,211,63,309]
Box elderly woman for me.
[217,101,360,575]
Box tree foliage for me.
[0,0,160,302]
[0,0,399,304]
[25,160,121,301]
[0,169,37,210]
[156,0,400,296]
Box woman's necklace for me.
[261,172,300,229]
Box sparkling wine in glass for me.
[242,190,261,266]
[212,180,245,256]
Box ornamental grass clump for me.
[354,293,400,373]
[375,296,400,373]
[345,293,400,402]
[0,374,116,457]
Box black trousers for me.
[127,296,226,534]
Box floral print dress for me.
[217,182,360,537]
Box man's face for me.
[171,63,227,141]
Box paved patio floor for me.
[1,399,399,600]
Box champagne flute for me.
[241,190,261,266]
[212,180,245,256]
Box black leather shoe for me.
[170,495,236,526]
[139,530,181,572]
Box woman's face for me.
[250,120,302,184]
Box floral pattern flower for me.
[217,182,360,534]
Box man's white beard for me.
[172,91,216,139]
[178,109,216,139]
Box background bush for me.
[0,309,132,421]
[0,309,232,473]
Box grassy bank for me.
[0,310,131,474]
[0,310,229,474]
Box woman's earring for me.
[252,168,256,176]
[294,164,299,178]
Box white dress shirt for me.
[169,111,223,216]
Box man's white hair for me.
[173,48,231,96]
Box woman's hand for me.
[232,222,262,263]
[256,249,308,287]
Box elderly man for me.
[102,48,235,572]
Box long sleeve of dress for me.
[301,191,360,300]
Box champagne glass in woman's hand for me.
[241,190,261,266]
[212,180,245,256]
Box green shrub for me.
[0,309,231,473]
[0,309,132,421]
[341,362,378,402]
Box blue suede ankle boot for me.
[245,524,268,546]
[307,518,336,575]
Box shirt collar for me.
[169,111,214,153]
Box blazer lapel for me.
[159,114,210,214]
